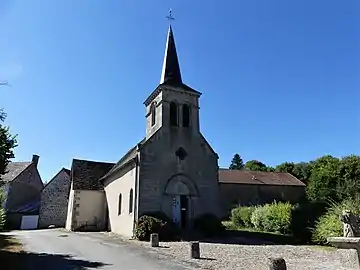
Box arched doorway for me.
[164,174,198,229]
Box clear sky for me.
[1,0,359,182]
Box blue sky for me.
[1,0,359,182]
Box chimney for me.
[32,154,39,168]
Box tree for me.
[0,112,17,177]
[229,153,244,170]
[244,160,267,172]
[275,162,295,174]
[306,155,340,202]
[292,162,312,184]
[336,155,360,201]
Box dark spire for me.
[160,25,182,85]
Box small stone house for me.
[0,154,44,229]
[38,168,71,228]
[65,159,115,231]
[219,169,306,217]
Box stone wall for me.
[38,169,71,228]
[219,183,306,217]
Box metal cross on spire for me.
[166,8,175,23]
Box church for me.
[61,24,305,237]
[65,24,222,237]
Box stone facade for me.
[38,168,70,228]
[138,90,221,221]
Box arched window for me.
[150,103,156,126]
[170,102,178,126]
[182,104,190,127]
[129,188,133,214]
[118,194,122,215]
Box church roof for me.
[101,138,145,181]
[218,169,306,187]
[160,25,182,85]
[144,25,201,106]
[71,159,115,190]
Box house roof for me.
[43,167,71,189]
[218,169,306,187]
[71,159,115,190]
[0,162,32,183]
[101,138,145,181]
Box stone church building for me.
[65,25,221,236]
[63,25,305,236]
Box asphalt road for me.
[4,229,193,270]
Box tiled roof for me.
[218,169,306,187]
[0,162,32,183]
[71,159,115,190]
[101,138,145,180]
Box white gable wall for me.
[104,165,136,237]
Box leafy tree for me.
[292,162,312,184]
[0,112,17,177]
[229,153,244,170]
[306,155,340,202]
[275,162,295,174]
[336,155,360,201]
[244,160,267,172]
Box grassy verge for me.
[0,234,26,269]
[222,221,300,245]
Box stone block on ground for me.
[150,233,159,247]
[190,241,200,259]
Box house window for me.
[150,103,156,126]
[170,102,178,126]
[182,104,190,127]
[118,193,122,215]
[129,188,133,214]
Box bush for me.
[290,201,328,243]
[134,212,178,241]
[231,206,255,228]
[250,202,294,234]
[312,198,360,244]
[193,213,224,237]
[250,204,270,230]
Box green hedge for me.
[231,206,255,228]
[231,202,294,234]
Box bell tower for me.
[144,17,202,140]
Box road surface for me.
[4,229,193,270]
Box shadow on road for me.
[0,234,109,270]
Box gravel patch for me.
[133,240,354,270]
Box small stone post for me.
[190,241,200,259]
[150,233,159,247]
[268,258,287,270]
